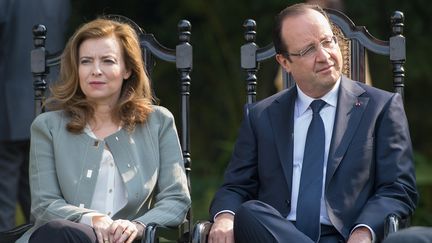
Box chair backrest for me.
[30,16,193,239]
[240,8,406,104]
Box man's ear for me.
[275,54,291,73]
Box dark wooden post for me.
[176,19,192,239]
[31,24,48,116]
[241,19,258,104]
[390,11,405,100]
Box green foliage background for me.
[25,0,429,227]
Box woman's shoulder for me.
[134,105,175,131]
[149,105,175,120]
[33,110,64,122]
[31,110,66,129]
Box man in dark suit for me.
[208,3,417,243]
[0,0,70,230]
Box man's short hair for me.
[272,3,330,55]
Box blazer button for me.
[285,199,291,207]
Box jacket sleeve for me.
[29,113,95,226]
[209,104,259,219]
[135,107,191,227]
[354,93,418,239]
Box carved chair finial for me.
[391,11,404,35]
[243,19,256,43]
[178,20,191,43]
[32,24,47,48]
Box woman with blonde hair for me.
[17,17,190,243]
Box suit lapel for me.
[326,77,369,187]
[269,88,297,189]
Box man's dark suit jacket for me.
[210,76,418,240]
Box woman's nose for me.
[91,63,102,76]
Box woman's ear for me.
[123,69,132,80]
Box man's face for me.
[276,9,343,98]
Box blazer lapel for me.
[269,88,297,189]
[326,77,369,187]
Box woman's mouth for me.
[89,81,106,88]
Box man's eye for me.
[301,46,316,56]
[322,40,333,48]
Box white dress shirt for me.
[287,79,376,242]
[79,126,127,226]
[286,78,340,225]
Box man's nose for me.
[315,45,331,61]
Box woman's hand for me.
[132,221,145,239]
[109,219,139,243]
[92,215,114,243]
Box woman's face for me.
[78,36,131,106]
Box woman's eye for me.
[80,59,90,64]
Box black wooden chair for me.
[192,8,408,243]
[0,15,193,243]
[240,8,406,101]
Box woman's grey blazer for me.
[17,106,191,242]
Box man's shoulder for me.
[250,88,293,111]
[343,77,395,101]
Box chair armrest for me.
[143,222,189,243]
[192,221,212,243]
[0,223,33,243]
[384,213,411,237]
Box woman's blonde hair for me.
[47,17,154,133]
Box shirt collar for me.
[84,124,122,140]
[296,77,341,116]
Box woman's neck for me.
[89,104,120,139]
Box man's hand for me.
[347,226,372,243]
[208,213,235,243]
